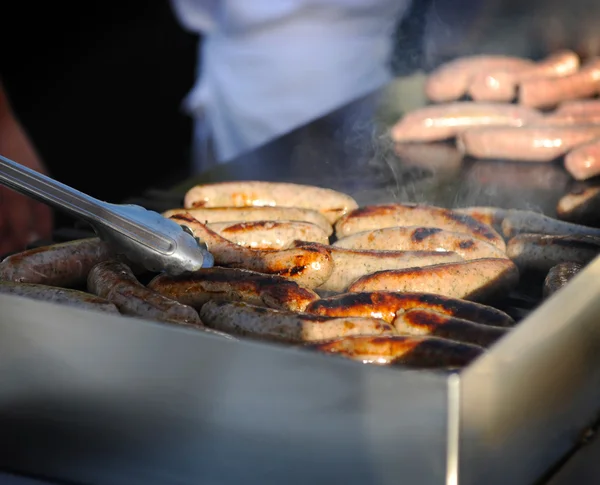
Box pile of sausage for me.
[1,181,599,370]
[390,50,600,181]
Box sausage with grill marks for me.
[347,258,519,303]
[305,291,514,327]
[291,240,463,293]
[0,281,120,314]
[453,207,507,234]
[0,238,116,288]
[207,220,329,249]
[169,213,333,289]
[307,335,484,368]
[199,300,395,343]
[390,102,542,143]
[501,209,600,238]
[333,226,506,260]
[148,267,319,312]
[393,309,509,348]
[87,261,202,325]
[334,203,505,251]
[507,233,600,272]
[163,207,333,235]
[183,181,358,224]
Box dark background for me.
[1,2,199,227]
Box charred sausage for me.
[148,267,319,312]
[333,226,506,260]
[199,300,395,343]
[0,281,120,314]
[0,238,115,288]
[393,308,508,347]
[347,258,519,303]
[169,213,334,289]
[506,233,600,272]
[334,203,506,251]
[183,181,358,224]
[291,241,463,293]
[305,291,515,326]
[163,207,333,235]
[457,125,600,162]
[390,102,542,143]
[307,335,484,368]
[207,220,330,249]
[87,261,201,325]
[543,262,584,297]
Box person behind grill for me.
[0,82,53,255]
[169,0,413,173]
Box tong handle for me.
[0,155,174,254]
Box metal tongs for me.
[0,154,214,275]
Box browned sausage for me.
[169,213,334,288]
[0,238,115,288]
[453,207,507,234]
[506,233,600,272]
[457,125,600,162]
[425,55,534,102]
[556,185,600,225]
[304,291,515,326]
[543,262,584,298]
[467,50,580,102]
[87,261,202,325]
[564,138,600,181]
[556,99,600,116]
[307,335,484,368]
[199,300,395,343]
[207,220,330,249]
[334,204,506,251]
[148,267,319,312]
[332,226,506,260]
[163,207,333,235]
[183,181,358,224]
[393,309,509,347]
[390,102,542,143]
[291,240,463,293]
[501,209,600,238]
[0,281,120,314]
[519,59,600,109]
[347,258,519,303]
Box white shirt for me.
[170,0,411,166]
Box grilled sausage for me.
[334,203,506,251]
[199,300,394,343]
[393,309,508,348]
[425,55,534,102]
[307,335,484,368]
[556,185,600,225]
[564,139,600,181]
[453,206,507,234]
[148,267,319,312]
[519,59,600,109]
[183,181,358,224]
[163,207,333,235]
[169,213,333,288]
[506,233,600,272]
[0,238,115,288]
[501,209,600,238]
[206,220,330,249]
[347,258,519,302]
[87,261,202,325]
[305,291,515,327]
[556,99,600,116]
[457,125,600,162]
[543,262,584,298]
[333,226,506,260]
[467,50,580,102]
[389,102,542,143]
[291,241,463,293]
[0,281,120,314]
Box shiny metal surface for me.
[0,154,213,274]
